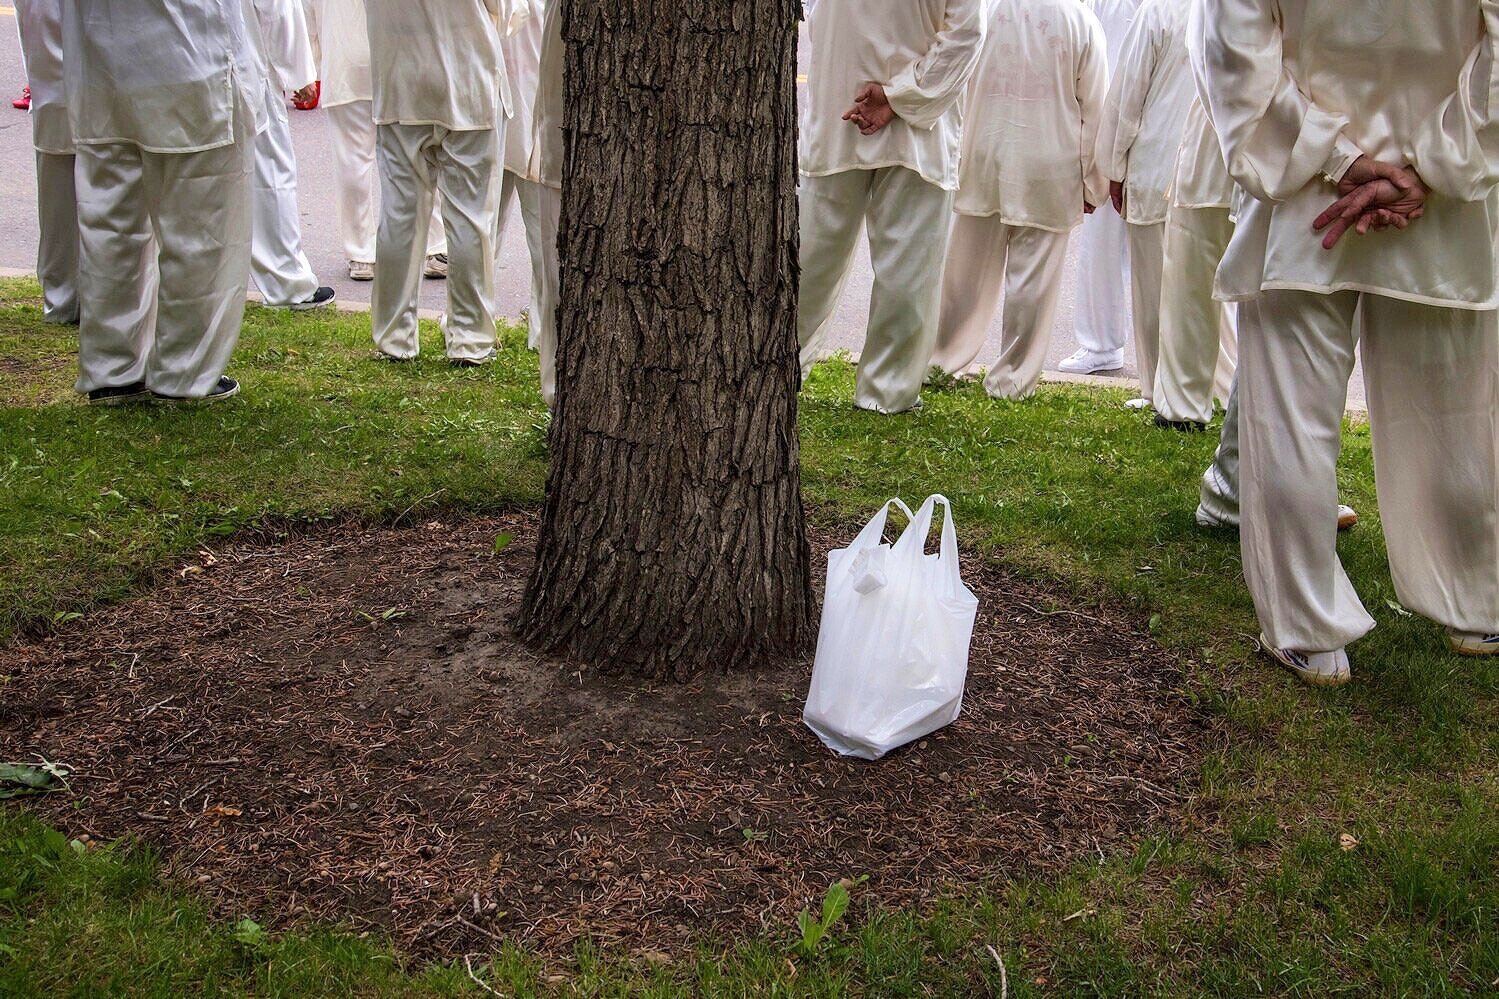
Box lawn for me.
[0,277,1494,996]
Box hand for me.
[292,84,318,107]
[1313,156,1426,249]
[1109,180,1125,215]
[1084,201,1097,215]
[842,83,896,136]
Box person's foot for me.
[12,87,30,111]
[1194,504,1236,530]
[1260,634,1351,688]
[1337,504,1359,531]
[372,350,414,363]
[1057,348,1123,375]
[291,81,321,111]
[1154,413,1206,432]
[1124,397,1151,411]
[86,381,149,406]
[348,260,374,282]
[153,376,240,404]
[290,286,337,311]
[449,349,496,368]
[424,254,449,279]
[1446,629,1499,657]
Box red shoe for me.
[291,81,320,111]
[12,87,30,111]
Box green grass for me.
[1,278,1495,996]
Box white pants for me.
[1072,201,1130,365]
[1125,221,1165,401]
[502,176,560,407]
[933,214,1070,400]
[35,150,79,325]
[1198,373,1241,527]
[1153,205,1236,423]
[250,84,319,306]
[799,167,952,414]
[74,117,252,397]
[1239,289,1499,651]
[373,123,502,361]
[325,101,444,264]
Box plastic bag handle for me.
[849,497,916,553]
[895,494,963,587]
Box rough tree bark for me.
[517,0,815,679]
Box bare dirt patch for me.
[0,513,1206,955]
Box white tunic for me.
[315,0,371,107]
[1092,0,1140,71]
[801,0,986,191]
[246,0,317,93]
[64,0,265,153]
[1094,0,1194,224]
[365,0,511,131]
[1172,97,1232,210]
[954,0,1108,230]
[1197,0,1499,310]
[501,0,543,179]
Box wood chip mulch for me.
[0,513,1208,956]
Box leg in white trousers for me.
[1153,205,1237,424]
[1239,289,1499,652]
[250,84,319,306]
[932,214,1070,399]
[798,167,953,414]
[1125,221,1165,401]
[1071,202,1130,368]
[325,101,445,265]
[519,179,559,408]
[372,123,502,362]
[74,119,253,397]
[35,150,79,325]
[1197,373,1241,527]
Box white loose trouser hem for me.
[373,122,502,362]
[798,166,952,415]
[933,214,1070,400]
[1072,201,1130,363]
[1125,220,1165,401]
[1153,205,1236,424]
[74,110,253,398]
[250,83,319,307]
[1238,289,1499,652]
[35,150,79,325]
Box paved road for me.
[0,15,1370,406]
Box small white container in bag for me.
[803,495,980,760]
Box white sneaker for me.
[1446,629,1499,657]
[1260,634,1351,688]
[1124,397,1151,411]
[1057,348,1124,375]
[348,260,374,282]
[424,253,449,279]
[1337,505,1359,531]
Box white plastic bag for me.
[803,495,979,760]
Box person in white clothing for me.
[365,0,511,365]
[15,0,76,326]
[1094,0,1195,409]
[64,0,263,404]
[499,0,561,406]
[315,0,445,282]
[1060,0,1139,375]
[798,0,985,415]
[244,0,334,311]
[932,0,1108,399]
[1150,94,1235,430]
[1197,0,1499,684]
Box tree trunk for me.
[517,0,815,679]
